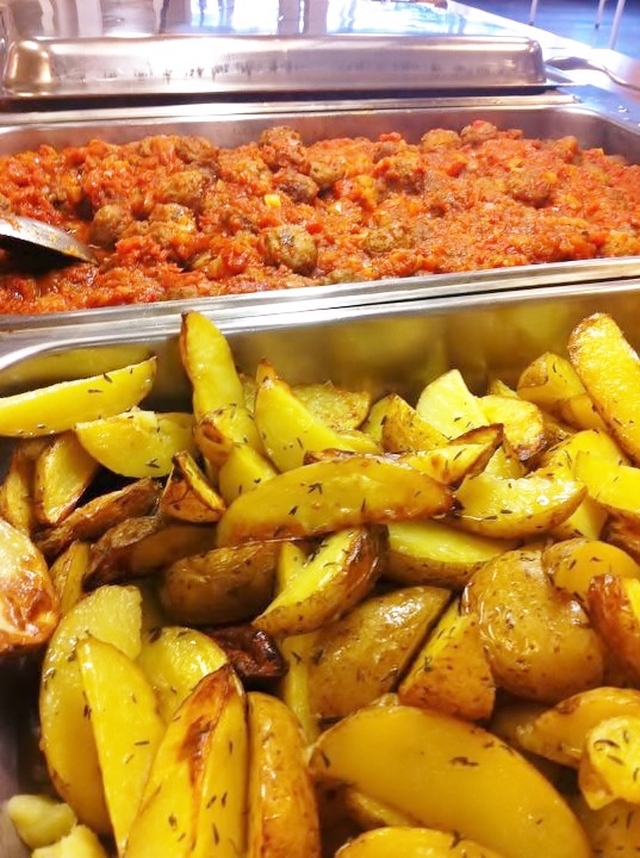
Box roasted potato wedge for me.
[85,516,217,588]
[125,664,248,858]
[34,477,161,560]
[0,437,48,532]
[0,517,58,655]
[253,359,378,471]
[75,410,196,478]
[77,636,165,855]
[579,714,640,808]
[568,312,640,464]
[33,432,99,526]
[48,540,90,615]
[452,470,586,539]
[398,598,495,721]
[542,537,640,604]
[217,442,277,504]
[253,527,385,637]
[0,357,156,437]
[159,539,281,626]
[587,573,640,683]
[216,454,453,545]
[309,702,591,858]
[39,584,144,832]
[385,519,517,589]
[307,585,450,721]
[479,391,547,463]
[136,625,228,722]
[462,547,604,703]
[334,826,506,858]
[520,686,640,768]
[572,795,640,856]
[366,392,448,451]
[159,450,226,523]
[247,692,321,858]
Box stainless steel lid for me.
[0,0,550,100]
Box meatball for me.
[90,203,132,248]
[263,224,318,275]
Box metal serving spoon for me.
[0,215,96,263]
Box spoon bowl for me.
[0,215,96,264]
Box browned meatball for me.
[90,203,132,248]
[263,224,318,275]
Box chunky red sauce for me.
[0,120,638,315]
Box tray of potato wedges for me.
[6,281,640,857]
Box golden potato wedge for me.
[253,527,385,637]
[84,516,217,588]
[33,432,99,526]
[279,628,320,744]
[159,539,281,626]
[341,789,418,831]
[0,357,156,437]
[385,519,517,589]
[537,428,626,540]
[77,636,165,855]
[125,664,248,858]
[39,584,143,832]
[159,450,226,522]
[179,310,245,420]
[415,368,487,438]
[398,599,495,722]
[579,715,640,809]
[216,455,452,545]
[309,703,591,858]
[247,692,321,858]
[253,360,378,471]
[479,392,547,462]
[587,573,640,683]
[334,826,506,858]
[5,794,76,850]
[557,392,608,432]
[521,686,640,768]
[517,351,586,413]
[605,515,640,564]
[193,405,263,468]
[48,540,90,615]
[369,392,448,452]
[0,517,58,655]
[400,437,499,486]
[462,547,604,703]
[452,470,586,539]
[136,625,228,722]
[307,585,451,721]
[75,410,196,478]
[217,442,277,504]
[34,477,161,560]
[543,538,640,604]
[572,794,640,857]
[0,438,49,532]
[574,451,640,525]
[292,381,371,432]
[568,312,640,464]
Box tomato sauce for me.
[0,120,638,315]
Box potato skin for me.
[462,548,604,703]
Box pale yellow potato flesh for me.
[31,824,110,858]
[75,411,196,478]
[309,703,591,858]
[33,432,98,526]
[543,537,640,604]
[0,357,156,437]
[579,714,640,808]
[5,794,76,850]
[77,637,165,855]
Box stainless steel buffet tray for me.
[0,94,639,326]
[2,276,640,856]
